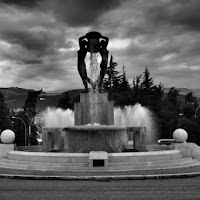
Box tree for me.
[23,89,42,145]
[130,75,142,105]
[166,87,180,106]
[177,117,200,145]
[103,55,121,95]
[151,83,164,112]
[0,91,12,135]
[24,89,42,121]
[113,66,132,107]
[154,83,164,101]
[141,67,154,91]
[119,66,131,92]
[185,92,197,105]
[12,111,29,146]
[57,92,73,110]
[29,123,39,145]
[182,104,196,119]
[133,75,142,94]
[138,67,161,109]
[157,87,181,139]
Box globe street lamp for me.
[12,116,27,146]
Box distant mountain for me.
[45,89,68,94]
[164,88,200,98]
[0,87,47,111]
[1,87,200,111]
[0,87,83,111]
[0,87,34,97]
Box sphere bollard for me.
[0,129,15,144]
[173,128,188,143]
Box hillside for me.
[0,87,83,111]
[0,87,34,97]
[0,87,58,111]
[1,87,200,112]
[164,88,200,99]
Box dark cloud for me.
[49,0,123,27]
[16,62,70,85]
[146,0,200,31]
[0,0,41,7]
[1,30,53,55]
[169,0,200,30]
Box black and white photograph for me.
[0,0,200,199]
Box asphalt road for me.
[0,177,200,200]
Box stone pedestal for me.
[0,144,14,157]
[42,128,63,152]
[89,151,108,169]
[74,92,114,125]
[126,127,147,151]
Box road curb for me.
[1,172,200,181]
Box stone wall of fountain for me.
[42,126,128,153]
[42,91,129,153]
[41,103,156,152]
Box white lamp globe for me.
[0,129,15,144]
[173,128,188,143]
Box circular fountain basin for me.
[61,125,128,153]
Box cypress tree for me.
[119,66,131,92]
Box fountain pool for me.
[41,102,157,153]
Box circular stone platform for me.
[0,149,198,173]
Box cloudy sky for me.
[0,0,200,92]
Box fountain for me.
[42,31,149,153]
[0,32,199,173]
[114,104,157,145]
[42,31,132,153]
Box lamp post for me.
[12,117,27,146]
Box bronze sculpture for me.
[77,31,109,92]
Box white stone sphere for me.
[0,129,15,144]
[173,128,188,143]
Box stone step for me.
[146,144,173,151]
[7,150,182,164]
[108,150,182,163]
[0,158,89,170]
[0,157,88,166]
[7,151,89,163]
[1,149,198,172]
[0,157,198,171]
[0,157,194,167]
[107,159,199,171]
[108,157,194,167]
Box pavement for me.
[1,164,200,181]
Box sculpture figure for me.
[77,31,109,92]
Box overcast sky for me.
[0,0,200,92]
